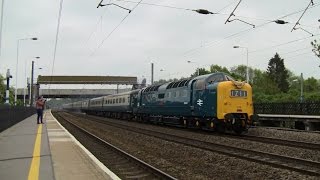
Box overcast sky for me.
[1,0,320,89]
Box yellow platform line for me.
[28,124,42,180]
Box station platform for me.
[0,110,119,180]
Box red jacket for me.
[36,99,45,110]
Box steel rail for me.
[252,126,320,134]
[54,112,177,180]
[237,135,320,151]
[72,112,320,151]
[65,112,320,177]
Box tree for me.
[266,53,289,93]
[209,65,230,74]
[190,68,210,77]
[311,39,320,58]
[0,74,17,105]
[0,75,5,104]
[304,77,319,92]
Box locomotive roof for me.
[141,72,230,93]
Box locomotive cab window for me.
[195,79,206,90]
[207,74,225,84]
[225,75,235,81]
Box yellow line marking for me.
[28,124,42,180]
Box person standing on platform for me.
[36,96,46,124]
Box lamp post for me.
[187,60,199,76]
[293,73,304,103]
[299,73,304,103]
[5,69,12,105]
[24,56,40,106]
[15,37,37,105]
[30,62,42,106]
[233,46,249,83]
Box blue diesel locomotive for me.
[63,72,256,134]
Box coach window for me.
[112,99,115,104]
[123,97,125,103]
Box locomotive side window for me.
[158,93,165,99]
[181,90,188,97]
[152,94,157,101]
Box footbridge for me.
[18,75,139,104]
[17,88,132,99]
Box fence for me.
[0,105,36,132]
[254,102,320,115]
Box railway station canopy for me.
[37,76,137,85]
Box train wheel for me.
[183,119,188,128]
[232,119,244,135]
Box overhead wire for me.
[49,0,64,92]
[249,34,320,53]
[108,1,319,78]
[181,3,320,57]
[284,51,314,61]
[112,0,193,11]
[216,0,239,13]
[291,0,315,32]
[89,0,143,57]
[275,46,311,56]
[85,0,320,79]
[82,0,112,50]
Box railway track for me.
[73,112,320,151]
[61,112,320,177]
[252,126,320,134]
[53,112,177,180]
[228,134,320,151]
